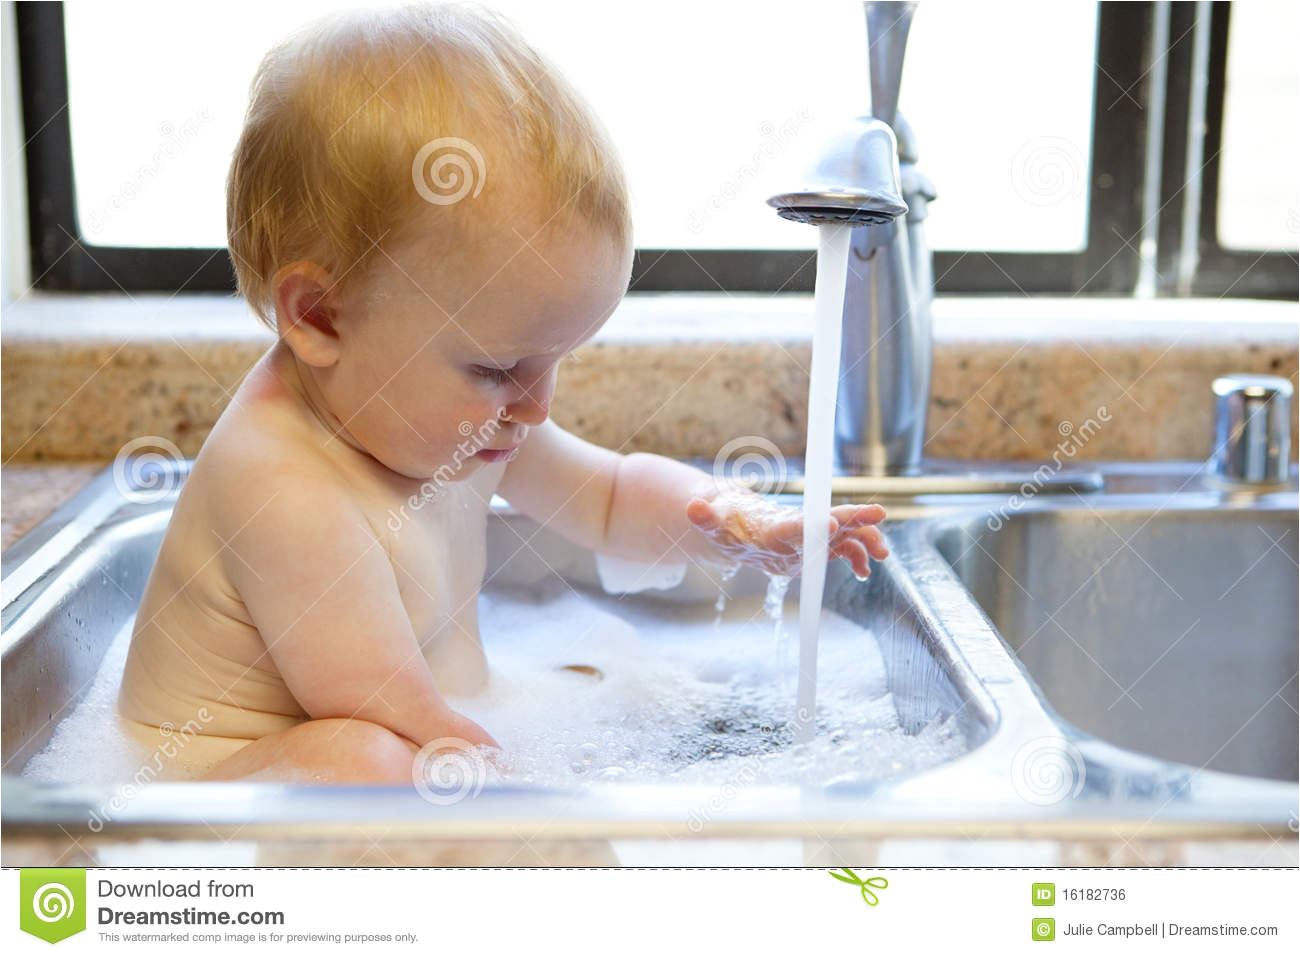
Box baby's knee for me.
[204,718,419,784]
[306,718,418,783]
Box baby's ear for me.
[272,262,342,367]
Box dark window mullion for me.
[1074,0,1153,294]
[18,1,78,289]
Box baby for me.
[118,3,888,784]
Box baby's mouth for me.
[475,446,518,463]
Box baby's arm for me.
[217,475,496,751]
[498,422,887,577]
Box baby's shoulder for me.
[198,427,357,531]
[183,382,363,541]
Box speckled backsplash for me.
[3,293,1296,464]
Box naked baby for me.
[118,3,889,784]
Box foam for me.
[21,618,216,784]
[452,580,966,787]
[23,581,967,789]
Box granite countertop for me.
[4,293,1297,465]
[1,462,104,552]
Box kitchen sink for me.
[1,459,1295,866]
[932,506,1298,782]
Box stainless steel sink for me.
[2,459,1295,865]
[932,506,1298,782]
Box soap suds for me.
[24,582,967,789]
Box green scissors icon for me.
[828,868,889,906]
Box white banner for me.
[7,867,1297,955]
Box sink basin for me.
[932,506,1298,781]
[1,459,1295,866]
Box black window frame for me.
[15,1,1296,299]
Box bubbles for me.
[23,618,220,785]
[23,586,970,795]
[568,742,600,774]
[455,586,968,788]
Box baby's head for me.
[227,3,633,478]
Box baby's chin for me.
[386,446,495,483]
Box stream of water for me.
[795,225,854,743]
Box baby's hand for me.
[685,486,888,579]
[434,707,500,752]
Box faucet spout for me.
[769,1,935,476]
[766,116,906,227]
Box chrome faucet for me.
[768,1,935,475]
[1211,374,1294,486]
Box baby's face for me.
[319,213,632,481]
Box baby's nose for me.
[503,389,550,428]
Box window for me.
[15,2,1295,297]
[1217,0,1299,251]
[61,0,1098,255]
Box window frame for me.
[15,2,1291,299]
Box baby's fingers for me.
[844,524,890,560]
[686,497,722,533]
[831,538,872,579]
[768,513,837,549]
[830,503,887,529]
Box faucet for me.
[768,1,935,476]
[1210,374,1294,486]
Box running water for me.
[795,225,854,744]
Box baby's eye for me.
[471,364,516,385]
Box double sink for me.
[2,459,1295,863]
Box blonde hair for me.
[226,3,632,330]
